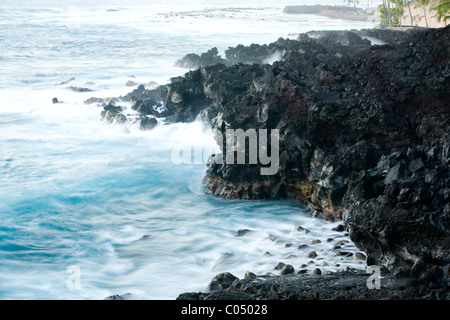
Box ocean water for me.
[0,1,376,300]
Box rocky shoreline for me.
[95,26,449,299]
[176,269,449,300]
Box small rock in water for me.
[212,253,234,270]
[207,272,239,292]
[307,251,317,258]
[296,226,311,234]
[140,117,158,130]
[335,251,353,257]
[298,244,308,250]
[280,264,294,275]
[297,269,307,274]
[126,80,138,87]
[284,243,293,248]
[146,80,159,88]
[335,240,349,246]
[310,268,322,275]
[274,262,286,270]
[58,77,76,85]
[332,224,345,232]
[114,113,127,124]
[101,104,127,124]
[103,293,132,300]
[311,239,321,245]
[52,97,59,104]
[68,86,93,92]
[85,96,118,105]
[244,271,256,279]
[236,229,251,237]
[354,252,367,260]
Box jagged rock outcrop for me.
[175,47,227,69]
[175,40,286,69]
[118,26,450,279]
[100,103,127,124]
[171,29,411,70]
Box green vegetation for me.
[432,0,450,22]
[415,0,431,27]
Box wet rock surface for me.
[100,103,127,124]
[177,268,450,300]
[207,272,239,292]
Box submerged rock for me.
[68,86,93,92]
[274,262,286,270]
[139,117,158,130]
[84,96,118,105]
[103,293,132,300]
[280,264,295,275]
[100,104,127,124]
[236,229,251,237]
[355,252,367,260]
[332,224,345,232]
[125,80,138,87]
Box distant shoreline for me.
[283,5,375,22]
[314,10,375,22]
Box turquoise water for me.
[0,1,371,299]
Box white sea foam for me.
[263,50,283,65]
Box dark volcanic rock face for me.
[175,47,227,69]
[121,26,450,277]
